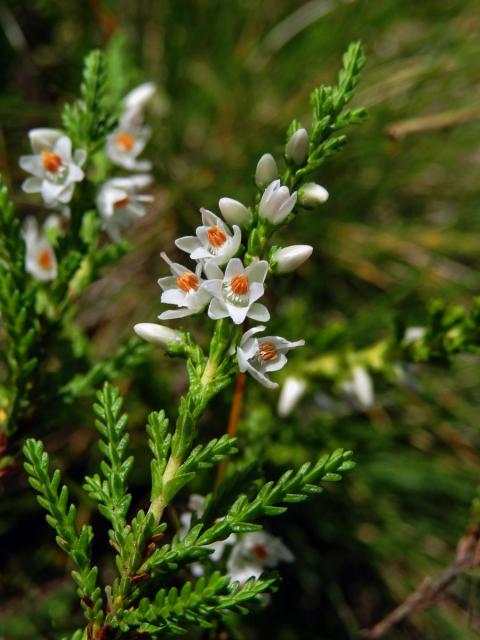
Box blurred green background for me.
[1,0,480,638]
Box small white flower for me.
[20,131,86,206]
[255,153,278,188]
[22,217,58,282]
[259,180,297,225]
[402,326,426,346]
[298,182,329,208]
[227,531,294,584]
[285,128,309,165]
[179,495,236,577]
[175,208,241,267]
[272,245,313,274]
[96,174,153,241]
[158,253,213,321]
[218,197,251,226]
[277,376,307,417]
[236,326,304,389]
[203,258,270,325]
[341,366,374,410]
[106,124,152,171]
[133,323,183,349]
[121,82,156,127]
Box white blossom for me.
[96,174,153,241]
[255,153,278,188]
[106,124,152,171]
[298,182,329,208]
[158,253,213,321]
[277,376,307,417]
[259,179,297,225]
[218,197,251,226]
[272,245,313,273]
[22,217,58,282]
[175,208,241,267]
[341,365,374,410]
[236,326,304,389]
[227,531,294,584]
[402,326,426,346]
[203,258,270,325]
[285,128,309,165]
[133,323,183,349]
[20,131,85,206]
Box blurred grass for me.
[1,0,480,638]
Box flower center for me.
[258,341,278,362]
[114,196,130,209]
[41,150,63,174]
[251,544,268,561]
[37,248,54,270]
[176,272,199,293]
[230,273,249,296]
[116,133,135,152]
[207,226,227,248]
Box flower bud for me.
[259,180,297,225]
[255,153,278,188]
[278,377,307,417]
[285,128,309,165]
[298,182,329,208]
[341,366,374,410]
[218,197,251,226]
[272,245,313,273]
[134,323,183,349]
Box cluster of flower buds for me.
[19,82,156,280]
[135,131,329,388]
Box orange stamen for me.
[207,226,227,248]
[116,133,135,152]
[258,341,278,362]
[230,273,249,296]
[41,150,62,174]
[251,544,268,560]
[176,272,199,293]
[38,249,53,270]
[114,196,130,209]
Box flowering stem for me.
[215,371,246,489]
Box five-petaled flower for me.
[22,216,58,282]
[236,326,304,389]
[204,258,270,325]
[106,125,152,172]
[158,253,213,320]
[20,129,86,206]
[175,208,241,266]
[227,531,294,584]
[96,174,153,241]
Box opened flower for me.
[22,217,58,282]
[106,124,152,172]
[175,208,241,267]
[236,326,304,389]
[20,129,85,206]
[259,179,297,225]
[227,531,294,584]
[158,253,213,320]
[96,175,153,241]
[204,258,269,325]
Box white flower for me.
[22,217,58,282]
[285,128,309,165]
[158,253,213,321]
[402,326,426,346]
[259,180,297,225]
[298,182,329,208]
[218,197,251,226]
[106,124,152,171]
[133,323,183,349]
[121,82,156,127]
[277,376,307,417]
[341,366,374,410]
[175,208,241,267]
[255,153,278,188]
[227,531,294,584]
[236,326,304,389]
[96,174,153,241]
[203,258,270,325]
[20,131,85,206]
[272,245,313,274]
[179,495,236,577]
